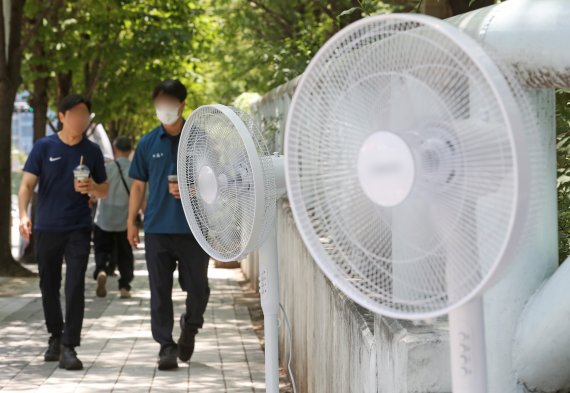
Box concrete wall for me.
[376,317,450,393]
[278,200,377,393]
[240,77,301,291]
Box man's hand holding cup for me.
[74,163,91,194]
[168,174,181,199]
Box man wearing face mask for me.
[127,79,210,370]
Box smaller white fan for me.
[177,104,285,393]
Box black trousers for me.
[144,233,210,347]
[35,228,91,347]
[92,225,134,290]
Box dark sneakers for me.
[44,336,61,361]
[59,346,83,370]
[157,315,198,369]
[178,314,198,362]
[158,344,178,370]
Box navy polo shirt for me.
[129,125,191,234]
[23,134,107,231]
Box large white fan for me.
[284,14,541,393]
[177,104,285,393]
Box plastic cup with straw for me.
[74,156,90,193]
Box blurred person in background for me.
[92,136,135,299]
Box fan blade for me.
[392,198,446,311]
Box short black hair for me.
[58,94,92,114]
[113,136,133,152]
[152,79,187,102]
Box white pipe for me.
[448,4,566,391]
[449,298,488,393]
[482,90,557,393]
[258,222,280,393]
[447,0,570,88]
[513,258,570,392]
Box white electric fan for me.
[177,104,286,393]
[285,14,541,393]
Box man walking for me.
[18,94,108,370]
[127,79,210,370]
[93,136,135,299]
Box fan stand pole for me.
[259,223,280,393]
[448,297,488,393]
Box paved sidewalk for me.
[0,244,266,392]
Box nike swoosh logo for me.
[49,157,62,162]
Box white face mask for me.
[156,105,180,125]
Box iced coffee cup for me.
[168,174,179,197]
[74,164,90,193]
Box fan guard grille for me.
[285,14,541,319]
[178,105,276,262]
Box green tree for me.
[186,0,498,105]
[192,0,418,101]
[87,0,201,139]
[23,0,201,141]
[5,0,200,272]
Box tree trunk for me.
[0,81,31,275]
[56,70,72,104]
[83,58,102,100]
[31,78,48,141]
[421,0,453,18]
[108,117,134,140]
[448,0,496,15]
[21,43,50,265]
[0,84,29,275]
[108,120,118,141]
[0,0,33,276]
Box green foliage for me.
[556,89,570,262]
[23,0,201,140]
[11,172,22,196]
[232,92,262,111]
[89,1,202,134]
[189,0,415,104]
[21,0,416,140]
